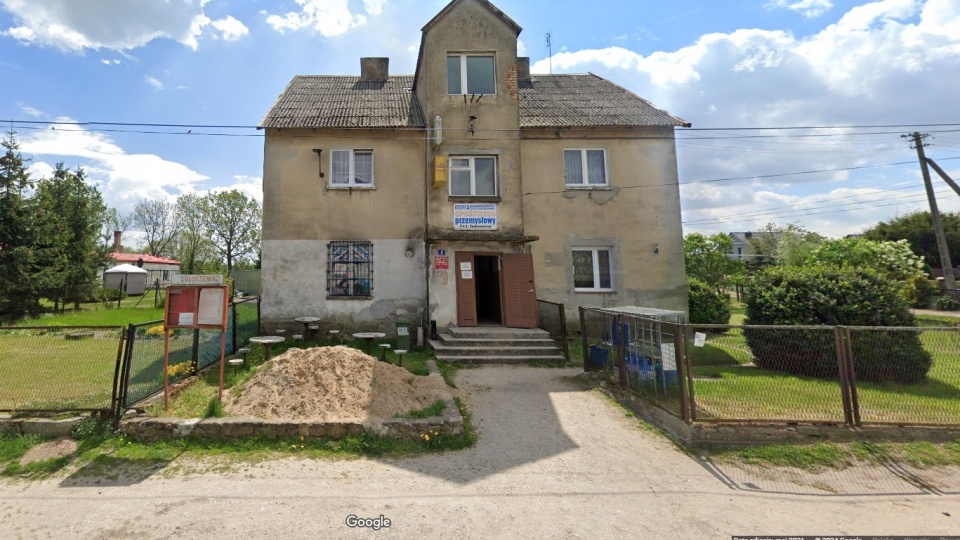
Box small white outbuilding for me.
[103,264,148,295]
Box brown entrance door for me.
[455,252,477,327]
[502,253,538,328]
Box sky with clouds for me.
[1,0,959,238]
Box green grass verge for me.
[397,399,446,419]
[1,399,478,480]
[436,360,460,388]
[706,439,960,470]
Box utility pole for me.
[908,132,957,291]
[546,33,552,74]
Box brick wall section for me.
[507,63,518,102]
[597,380,960,447]
[119,399,463,443]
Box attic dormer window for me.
[447,54,495,95]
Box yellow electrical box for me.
[433,155,448,188]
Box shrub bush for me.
[906,276,939,308]
[687,278,730,325]
[932,294,960,311]
[744,266,932,384]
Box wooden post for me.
[835,326,853,426]
[579,307,589,372]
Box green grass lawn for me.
[0,329,123,410]
[13,290,166,327]
[688,309,960,424]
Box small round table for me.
[352,332,387,355]
[294,317,321,341]
[249,336,284,363]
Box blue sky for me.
[1,0,959,237]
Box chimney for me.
[113,230,123,253]
[360,57,389,82]
[517,57,531,81]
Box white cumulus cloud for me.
[0,0,248,52]
[767,0,835,18]
[264,0,386,37]
[18,119,209,212]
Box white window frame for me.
[448,155,498,197]
[329,149,374,188]
[572,247,614,292]
[563,149,609,187]
[447,54,496,95]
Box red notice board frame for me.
[162,285,230,407]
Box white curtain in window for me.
[331,150,350,184]
[354,151,373,184]
[564,150,583,185]
[587,150,606,185]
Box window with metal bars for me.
[327,241,373,297]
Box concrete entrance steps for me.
[429,326,566,364]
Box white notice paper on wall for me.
[460,262,471,271]
[178,312,194,326]
[197,287,225,326]
[462,270,473,279]
[693,332,706,348]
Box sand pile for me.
[221,346,450,422]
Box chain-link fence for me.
[848,326,960,425]
[536,299,570,362]
[686,324,846,424]
[117,298,261,412]
[0,326,124,412]
[580,308,960,428]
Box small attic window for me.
[447,54,495,95]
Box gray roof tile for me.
[519,74,688,128]
[259,76,425,129]
[260,73,687,130]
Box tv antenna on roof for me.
[546,32,553,74]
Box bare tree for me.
[131,198,178,256]
[101,207,132,251]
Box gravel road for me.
[1,365,957,539]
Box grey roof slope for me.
[259,76,425,129]
[260,73,687,130]
[520,74,689,128]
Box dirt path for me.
[1,366,957,539]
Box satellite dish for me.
[137,258,144,268]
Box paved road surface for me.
[1,366,957,539]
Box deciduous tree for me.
[198,190,262,275]
[684,232,743,293]
[131,198,178,257]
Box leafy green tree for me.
[0,132,38,322]
[807,237,927,303]
[684,232,743,292]
[863,211,960,270]
[198,190,262,275]
[174,193,216,274]
[32,164,107,309]
[748,222,824,266]
[132,198,178,257]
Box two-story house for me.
[258,0,689,333]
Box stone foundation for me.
[596,379,960,447]
[119,399,463,443]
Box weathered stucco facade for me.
[259,0,689,333]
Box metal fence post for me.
[114,324,136,427]
[579,307,589,372]
[558,303,570,363]
[257,296,262,334]
[617,314,627,387]
[192,328,201,370]
[110,327,126,418]
[835,326,854,426]
[843,327,862,426]
[684,325,698,421]
[231,301,238,354]
[672,323,690,423]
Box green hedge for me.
[744,266,932,384]
[688,278,730,325]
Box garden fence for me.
[579,307,960,428]
[115,297,261,418]
[536,299,570,362]
[0,326,125,413]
